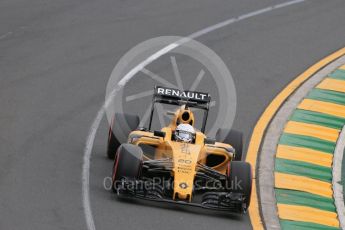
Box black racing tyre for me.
[107,124,119,160]
[112,144,143,192]
[227,161,252,209]
[216,129,243,161]
[107,113,140,159]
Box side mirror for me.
[204,138,216,145]
[154,131,166,138]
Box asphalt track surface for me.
[1,0,345,229]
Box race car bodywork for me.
[107,86,252,213]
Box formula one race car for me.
[107,86,252,213]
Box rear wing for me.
[153,86,211,109]
[148,86,211,132]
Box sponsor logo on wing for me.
[156,86,209,101]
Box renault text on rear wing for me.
[154,86,211,103]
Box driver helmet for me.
[175,124,195,143]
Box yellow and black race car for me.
[107,86,252,213]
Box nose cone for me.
[170,142,201,202]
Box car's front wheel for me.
[227,161,252,210]
[112,144,143,192]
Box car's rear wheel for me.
[227,161,252,210]
[216,129,243,161]
[107,113,140,159]
[112,144,143,192]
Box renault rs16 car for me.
[107,86,252,213]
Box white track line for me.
[82,1,306,229]
[0,31,13,40]
[333,126,345,229]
